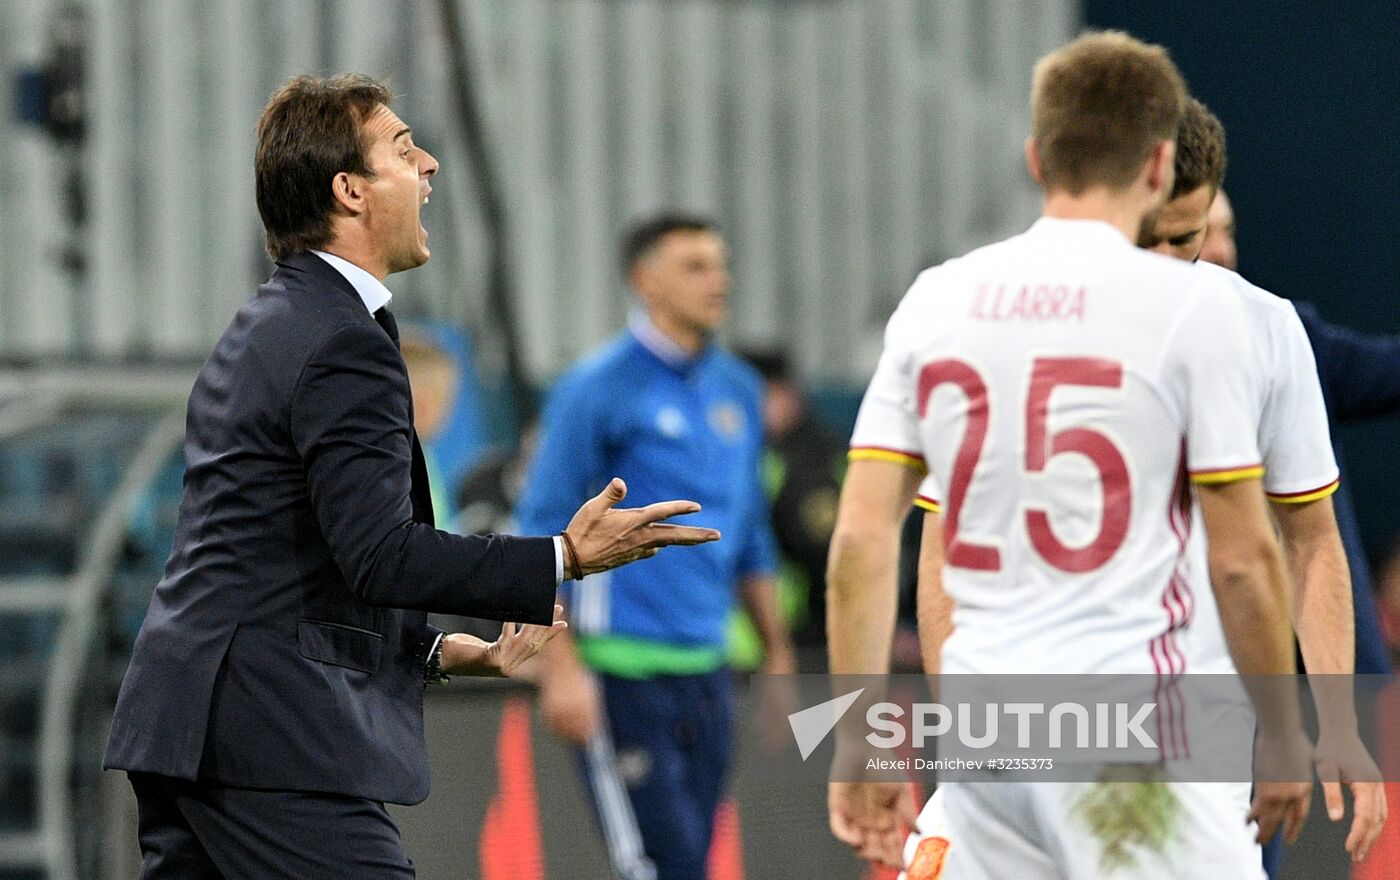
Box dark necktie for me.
[374,307,400,349]
[373,306,434,526]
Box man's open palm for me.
[564,478,720,576]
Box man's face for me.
[360,104,439,275]
[1199,190,1238,270]
[1139,184,1213,262]
[633,230,730,335]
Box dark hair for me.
[255,74,392,260]
[1170,98,1227,200]
[1030,31,1187,195]
[619,213,717,276]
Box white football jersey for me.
[1182,263,1339,674]
[851,217,1268,678]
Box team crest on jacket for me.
[707,402,743,440]
[655,406,687,438]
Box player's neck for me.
[645,310,708,356]
[1040,189,1150,245]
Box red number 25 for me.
[917,357,1130,574]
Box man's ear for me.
[1144,140,1176,197]
[1024,137,1044,185]
[330,170,368,216]
[629,262,651,300]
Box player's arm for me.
[1177,284,1300,685]
[1256,307,1355,691]
[827,457,923,866]
[1258,308,1350,677]
[828,458,924,674]
[915,510,952,678]
[1254,304,1385,859]
[1174,281,1311,844]
[830,293,926,677]
[827,296,927,868]
[1197,478,1298,677]
[1196,476,1312,844]
[1275,496,1353,677]
[1273,496,1387,861]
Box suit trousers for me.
[129,773,415,879]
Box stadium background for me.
[0,0,1395,878]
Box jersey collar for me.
[627,309,711,372]
[1028,216,1134,250]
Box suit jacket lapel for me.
[277,253,436,528]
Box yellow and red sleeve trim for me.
[1189,463,1265,485]
[848,446,928,473]
[1267,477,1340,505]
[913,494,942,513]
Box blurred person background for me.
[0,0,1395,878]
[515,213,792,880]
[733,347,842,657]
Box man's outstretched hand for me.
[563,478,720,577]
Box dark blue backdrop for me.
[1086,0,1400,565]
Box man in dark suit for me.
[104,74,720,879]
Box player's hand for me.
[828,780,916,869]
[441,606,568,678]
[1314,726,1387,862]
[1249,779,1313,847]
[540,661,602,746]
[1249,731,1314,846]
[564,478,720,577]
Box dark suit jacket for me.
[105,252,557,804]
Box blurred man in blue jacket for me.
[517,214,794,880]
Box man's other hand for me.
[564,477,720,577]
[441,605,567,678]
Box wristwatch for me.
[424,632,449,685]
